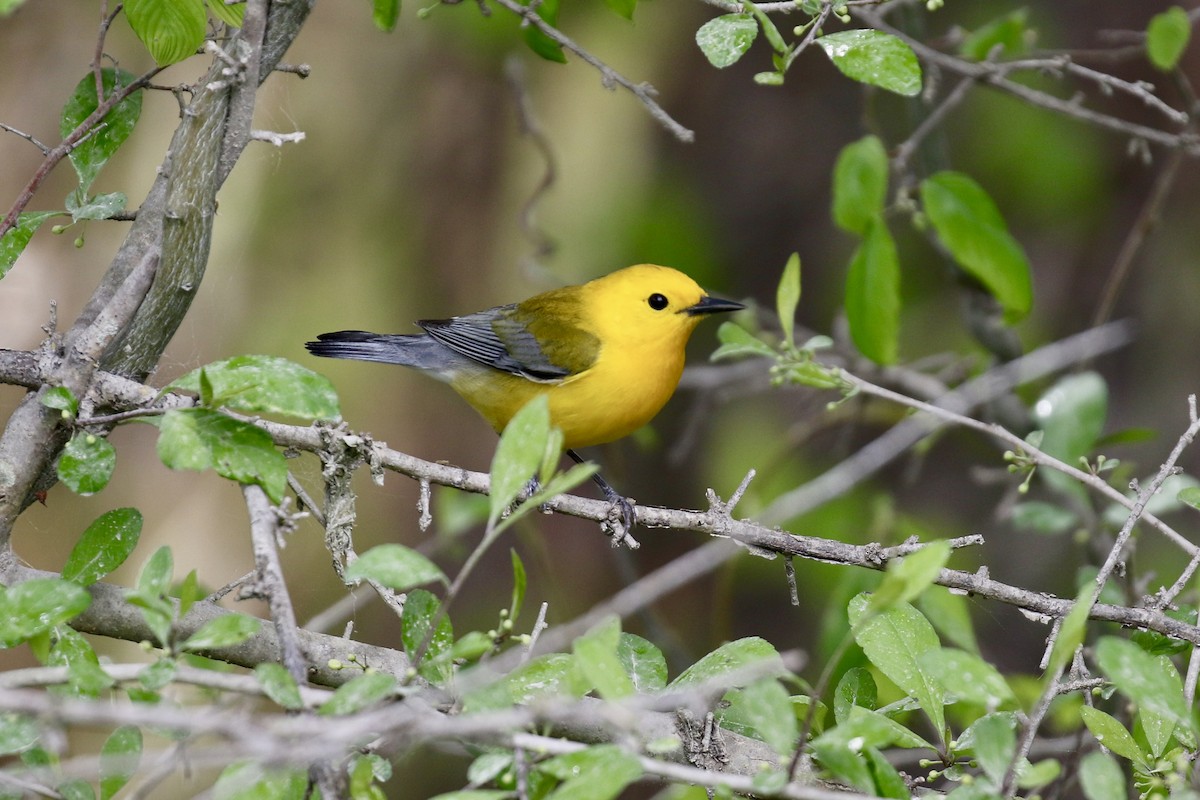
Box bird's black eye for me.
[648,293,669,311]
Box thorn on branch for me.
[249,129,306,147]
[418,478,432,531]
[274,62,312,78]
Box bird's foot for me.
[599,487,639,549]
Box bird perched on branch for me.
[306,264,743,533]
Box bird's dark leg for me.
[567,449,637,542]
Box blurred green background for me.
[2,1,1198,793]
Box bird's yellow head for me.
[577,265,743,351]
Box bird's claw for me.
[600,492,639,549]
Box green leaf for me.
[716,678,798,755]
[213,762,309,800]
[40,385,79,418]
[125,0,207,65]
[57,778,95,800]
[509,549,527,620]
[540,745,642,800]
[602,0,635,21]
[1,211,58,278]
[521,0,567,63]
[99,726,142,800]
[63,508,143,586]
[848,594,945,739]
[711,321,777,361]
[60,69,143,194]
[964,713,1015,783]
[1096,636,1192,733]
[48,628,114,697]
[1046,585,1092,677]
[58,433,117,496]
[1179,486,1200,510]
[916,586,978,654]
[343,543,448,591]
[616,633,667,692]
[177,569,202,618]
[1140,657,1179,757]
[181,614,260,652]
[1011,501,1079,535]
[817,30,922,96]
[0,579,91,648]
[318,672,396,716]
[170,355,340,421]
[67,191,127,223]
[834,667,877,723]
[573,616,635,700]
[870,540,950,613]
[776,253,801,347]
[156,408,288,503]
[828,704,932,750]
[402,588,453,683]
[1079,705,1149,768]
[1032,372,1107,467]
[832,135,888,235]
[670,637,785,692]
[845,217,900,365]
[137,546,174,599]
[0,714,39,755]
[463,653,583,712]
[696,14,758,69]
[371,0,400,30]
[1147,7,1190,71]
[205,0,245,28]
[920,171,1033,322]
[489,395,551,521]
[139,656,176,691]
[864,746,909,800]
[959,8,1028,61]
[921,648,1015,710]
[1079,750,1129,800]
[255,663,304,711]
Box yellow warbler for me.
[306,264,742,524]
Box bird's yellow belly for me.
[450,352,684,450]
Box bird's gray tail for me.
[305,330,440,367]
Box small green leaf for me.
[372,0,400,30]
[964,713,1016,783]
[68,191,127,223]
[177,569,201,617]
[521,0,567,63]
[916,586,978,654]
[138,656,176,691]
[63,508,143,586]
[959,8,1028,61]
[2,211,58,278]
[509,549,527,620]
[1010,501,1079,535]
[1032,372,1107,468]
[156,408,288,503]
[1147,7,1190,71]
[616,633,667,692]
[205,0,245,28]
[832,135,889,235]
[60,69,143,194]
[137,546,174,599]
[871,540,951,613]
[834,667,877,723]
[1079,705,1149,768]
[817,30,922,96]
[696,14,758,68]
[213,762,309,800]
[670,637,785,688]
[402,588,453,683]
[255,663,304,710]
[602,0,635,21]
[0,579,91,648]
[344,543,448,591]
[573,616,635,700]
[1046,585,1092,677]
[1178,486,1200,511]
[1079,750,1129,800]
[0,714,39,755]
[921,648,1015,710]
[489,395,551,521]
[319,672,396,716]
[125,0,207,65]
[100,726,142,800]
[711,321,777,361]
[40,385,79,417]
[48,628,114,697]
[538,745,642,800]
[848,594,945,739]
[180,614,260,652]
[1096,636,1192,733]
[845,216,900,365]
[754,71,785,86]
[57,778,95,800]
[921,171,1033,322]
[58,433,118,496]
[717,678,798,755]
[463,653,583,712]
[776,253,801,347]
[170,355,340,421]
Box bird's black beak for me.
[684,294,745,316]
